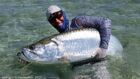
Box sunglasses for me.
[48,10,63,22]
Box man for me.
[46,5,111,61]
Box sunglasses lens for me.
[48,11,63,22]
[56,11,63,18]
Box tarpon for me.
[17,29,123,64]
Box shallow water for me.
[0,0,140,79]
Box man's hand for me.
[95,48,107,59]
[89,48,107,64]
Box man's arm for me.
[97,18,111,49]
[70,16,112,49]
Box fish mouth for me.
[17,52,29,65]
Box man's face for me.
[48,11,64,27]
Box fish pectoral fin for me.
[58,56,70,63]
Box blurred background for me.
[0,0,140,79]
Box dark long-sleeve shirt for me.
[68,16,111,49]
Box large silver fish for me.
[17,29,123,64]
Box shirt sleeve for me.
[70,16,112,49]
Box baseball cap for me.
[47,5,62,19]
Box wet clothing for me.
[52,15,111,49]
